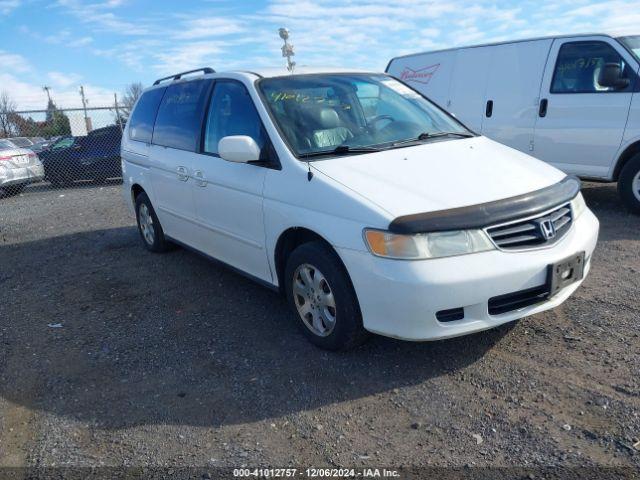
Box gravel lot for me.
[0,181,638,478]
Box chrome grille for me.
[486,203,573,251]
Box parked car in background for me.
[122,67,599,350]
[40,125,122,186]
[3,137,34,149]
[28,139,53,153]
[0,139,45,196]
[387,32,640,213]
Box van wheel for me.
[618,153,640,214]
[285,241,368,351]
[135,193,171,252]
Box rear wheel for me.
[135,192,172,253]
[618,153,640,214]
[285,241,368,350]
[2,184,25,196]
[48,175,70,188]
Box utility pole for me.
[279,28,296,73]
[114,93,123,132]
[43,85,54,122]
[42,86,51,103]
[79,85,92,133]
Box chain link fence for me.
[0,106,124,196]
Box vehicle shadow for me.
[0,226,513,430]
[27,177,123,193]
[0,179,123,199]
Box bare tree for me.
[0,90,17,138]
[121,82,144,118]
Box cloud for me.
[172,17,246,40]
[18,26,94,48]
[0,50,31,73]
[0,0,20,15]
[1,72,116,110]
[47,71,82,88]
[55,0,151,34]
[69,36,94,47]
[152,41,229,75]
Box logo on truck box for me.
[399,63,440,85]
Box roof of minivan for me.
[387,31,637,64]
[146,67,380,91]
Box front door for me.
[533,37,637,178]
[191,80,272,282]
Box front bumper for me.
[0,164,45,187]
[338,209,599,341]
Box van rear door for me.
[532,36,637,178]
[481,40,552,153]
[446,46,492,132]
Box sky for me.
[0,0,638,110]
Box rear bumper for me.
[0,164,45,186]
[338,209,599,341]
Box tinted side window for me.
[203,81,266,155]
[551,41,631,93]
[129,87,165,143]
[153,80,211,151]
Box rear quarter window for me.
[129,87,166,143]
[152,80,211,151]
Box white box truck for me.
[387,33,640,212]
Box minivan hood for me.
[311,136,566,218]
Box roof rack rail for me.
[153,67,215,86]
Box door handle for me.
[539,98,548,118]
[176,166,189,181]
[193,170,207,187]
[485,100,493,118]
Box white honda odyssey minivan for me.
[121,67,599,350]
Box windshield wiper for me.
[298,144,383,159]
[391,131,474,147]
[418,131,474,140]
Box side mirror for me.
[218,136,261,163]
[598,63,630,90]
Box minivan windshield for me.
[258,73,471,158]
[618,35,640,61]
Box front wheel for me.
[618,153,640,214]
[285,241,368,351]
[135,193,172,253]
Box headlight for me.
[570,192,587,219]
[363,228,495,260]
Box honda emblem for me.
[539,219,556,240]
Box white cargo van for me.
[387,33,640,212]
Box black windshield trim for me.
[389,176,581,234]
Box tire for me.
[3,184,25,196]
[618,153,640,214]
[285,241,369,351]
[135,192,172,253]
[48,175,69,188]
